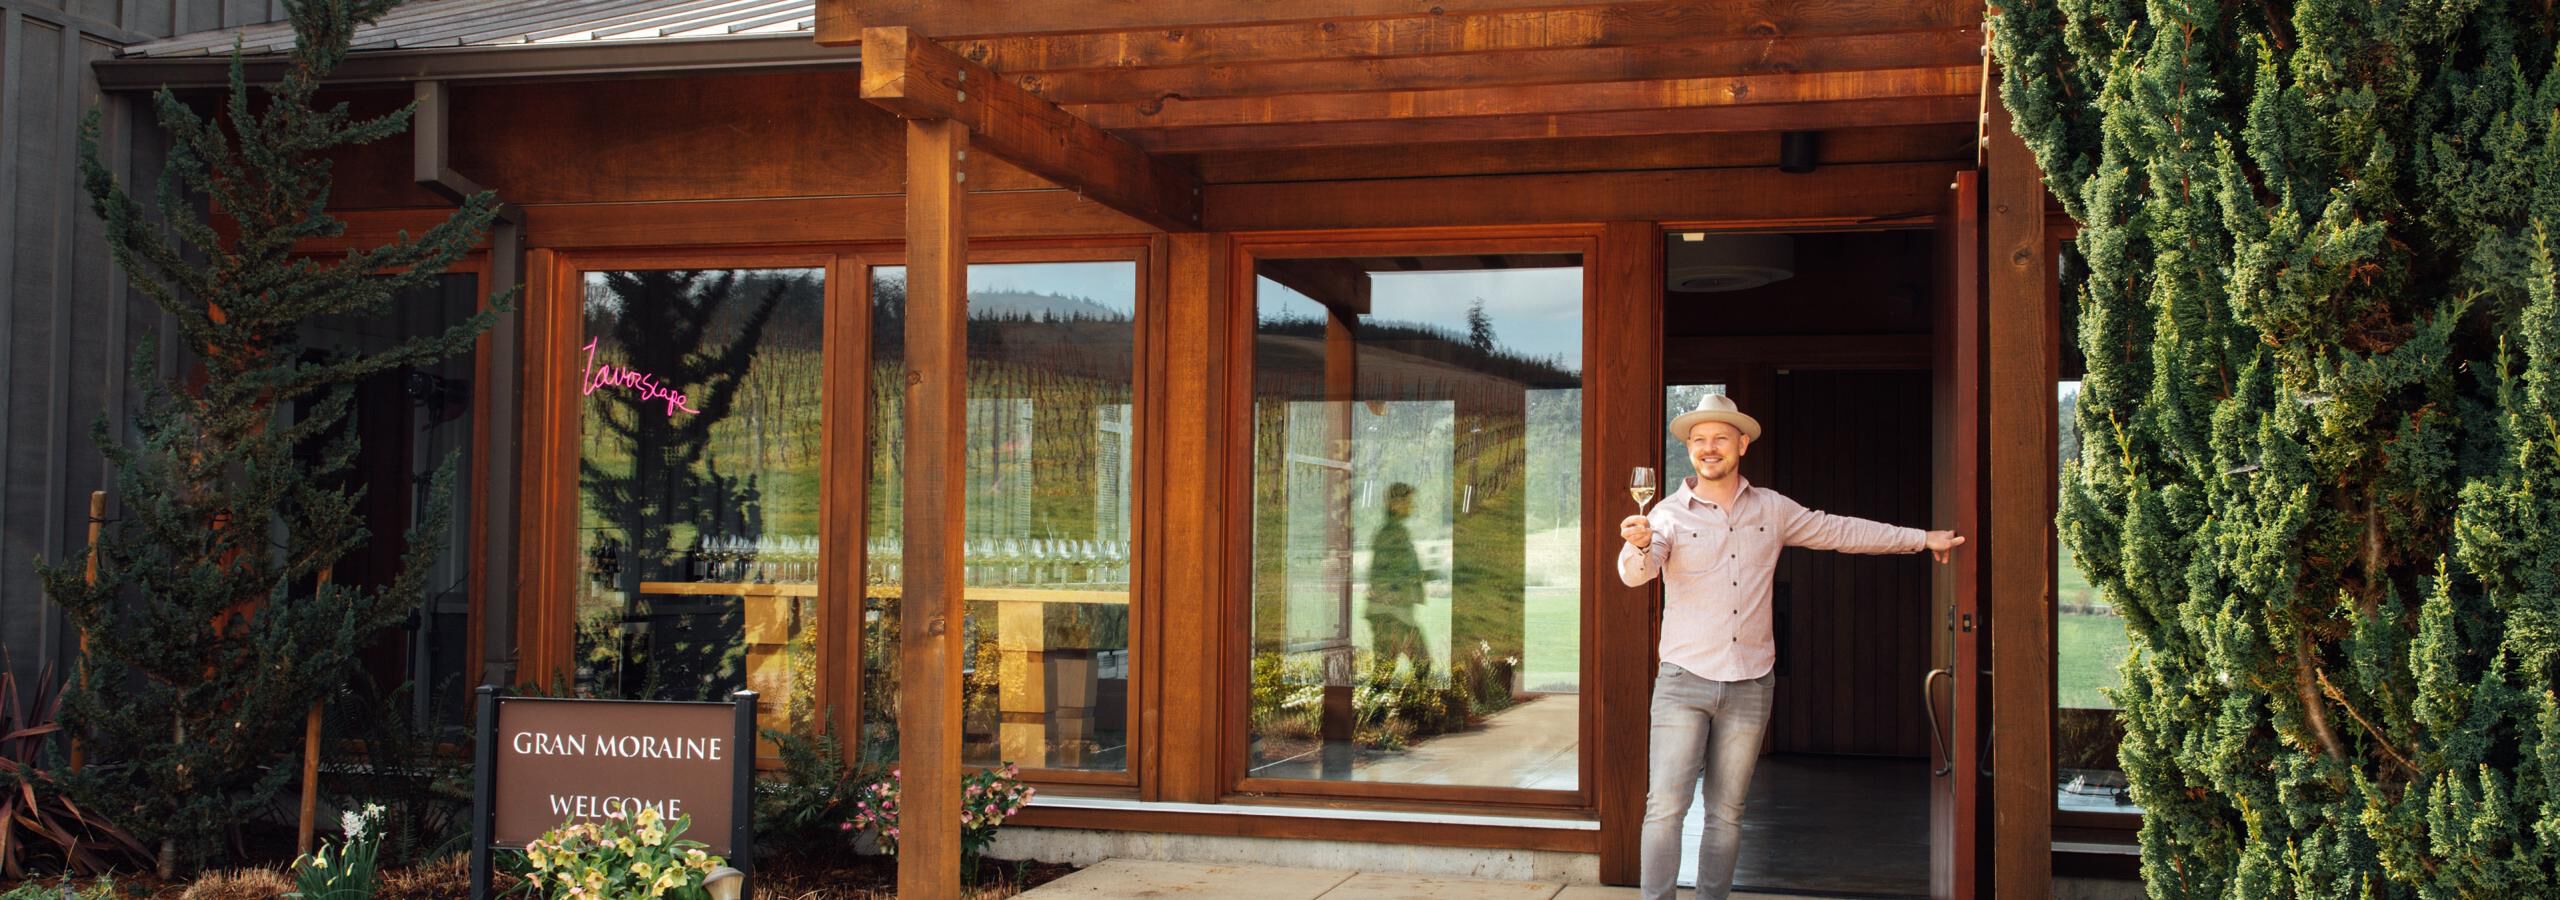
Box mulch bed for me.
[0,852,1079,899]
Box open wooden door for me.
[1928,170,1987,900]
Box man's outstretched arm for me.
[1779,497,1964,562]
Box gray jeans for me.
[1640,661,1775,900]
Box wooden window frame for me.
[1220,226,1608,814]
[2042,220,2140,833]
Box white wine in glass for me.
[1630,466,1658,511]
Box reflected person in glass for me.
[1364,482,1431,677]
[1616,393,1964,900]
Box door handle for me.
[1923,667,1953,777]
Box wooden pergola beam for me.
[948,1,1977,74]
[1186,124,1977,184]
[1073,66,1979,130]
[827,0,1715,41]
[1017,30,1983,106]
[859,26,1203,233]
[1121,95,1979,153]
[1205,160,1960,231]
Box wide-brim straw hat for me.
[1669,393,1762,442]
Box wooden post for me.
[1152,233,1229,804]
[1984,77,2054,899]
[730,690,759,897]
[70,490,102,772]
[298,703,324,855]
[298,566,335,856]
[1590,222,1662,885]
[469,686,500,900]
[897,115,970,900]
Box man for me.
[1619,393,1963,900]
[1366,482,1432,676]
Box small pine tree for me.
[1995,2,2560,895]
[37,0,507,874]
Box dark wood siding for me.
[0,0,250,682]
[1764,368,1934,758]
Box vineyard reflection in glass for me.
[1247,256,1586,791]
[863,263,1139,773]
[575,269,826,754]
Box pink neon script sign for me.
[580,338,700,415]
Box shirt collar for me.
[1676,475,1753,509]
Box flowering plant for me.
[848,763,1036,877]
[288,802,384,899]
[521,806,725,899]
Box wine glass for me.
[1630,466,1659,512]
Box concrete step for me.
[1015,858,1856,899]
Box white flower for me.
[342,802,387,840]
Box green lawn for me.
[1521,586,1580,692]
[2059,611,2129,709]
[2056,541,2129,709]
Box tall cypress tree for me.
[37,0,504,873]
[1995,1,2560,895]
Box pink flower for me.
[839,822,854,831]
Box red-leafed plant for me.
[0,663,153,877]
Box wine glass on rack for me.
[1630,466,1659,513]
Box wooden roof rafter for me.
[1071,65,1980,130]
[942,1,1978,73]
[1117,95,1980,153]
[820,0,1691,39]
[849,25,1203,233]
[1011,30,1984,106]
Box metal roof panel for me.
[123,0,818,59]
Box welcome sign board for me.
[469,688,756,899]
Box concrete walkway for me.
[1018,859,1851,899]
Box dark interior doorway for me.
[1657,230,1937,898]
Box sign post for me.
[730,690,756,894]
[470,685,500,900]
[469,687,758,899]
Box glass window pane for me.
[306,273,481,732]
[864,262,1139,774]
[1247,254,1584,790]
[572,269,828,753]
[2056,377,2139,813]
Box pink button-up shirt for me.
[1618,476,1926,681]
